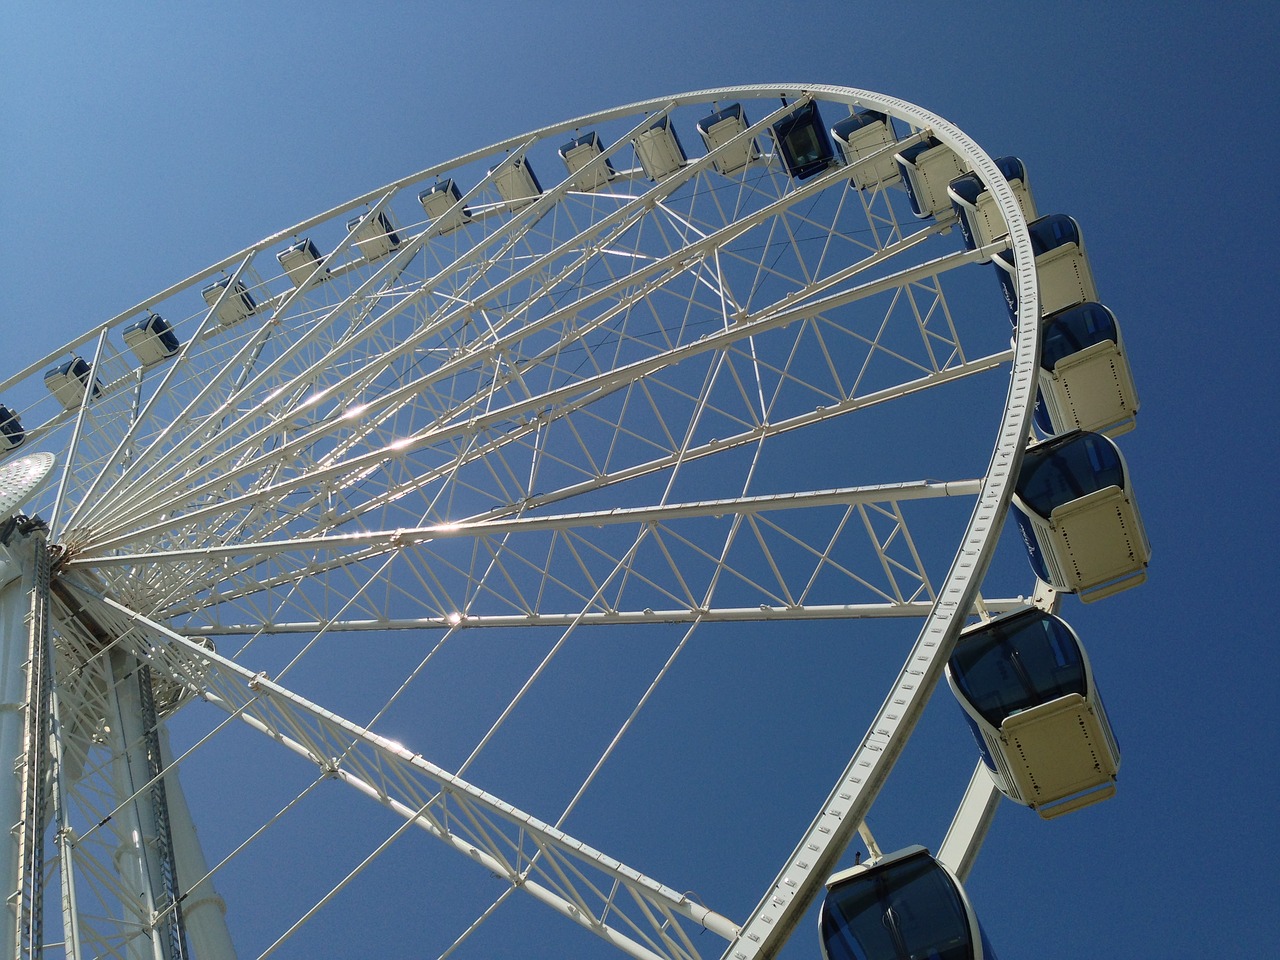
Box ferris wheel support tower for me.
[0,452,236,960]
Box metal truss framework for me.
[0,84,1044,960]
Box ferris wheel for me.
[0,84,1147,960]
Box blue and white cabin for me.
[559,131,616,192]
[820,845,999,960]
[829,109,900,190]
[1013,430,1150,602]
[632,116,686,181]
[947,608,1120,819]
[418,179,472,233]
[895,137,968,219]
[123,314,180,366]
[346,210,401,261]
[947,156,1037,259]
[44,356,99,410]
[490,156,543,210]
[994,214,1097,321]
[277,237,327,289]
[201,277,258,327]
[771,101,835,180]
[697,103,759,176]
[1038,302,1139,437]
[0,405,24,452]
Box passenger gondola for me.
[490,156,543,210]
[894,136,967,218]
[123,314,181,366]
[1012,430,1150,602]
[44,356,100,410]
[947,608,1120,818]
[0,405,23,452]
[346,209,401,261]
[1037,302,1139,437]
[819,845,999,960]
[559,131,616,192]
[993,213,1096,320]
[771,100,835,180]
[201,277,258,327]
[830,108,899,190]
[947,156,1037,259]
[697,103,759,176]
[419,179,472,233]
[277,237,327,289]
[632,115,687,181]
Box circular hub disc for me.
[0,451,56,525]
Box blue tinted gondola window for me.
[773,101,834,180]
[821,852,973,960]
[1027,214,1080,256]
[949,155,1023,207]
[1013,509,1052,583]
[949,611,1087,728]
[895,139,936,165]
[0,404,23,448]
[1032,389,1054,435]
[1041,303,1118,370]
[1016,432,1124,517]
[830,109,890,139]
[957,705,998,773]
[994,155,1025,183]
[949,172,983,205]
[150,315,179,353]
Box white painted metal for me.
[0,84,1062,959]
[1039,337,1139,437]
[936,761,1002,883]
[156,727,236,960]
[0,539,32,956]
[0,456,55,526]
[73,586,740,960]
[106,648,171,960]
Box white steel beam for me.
[712,87,1043,960]
[78,479,982,567]
[76,149,962,549]
[0,534,37,958]
[936,761,1002,883]
[67,586,740,960]
[170,598,1030,636]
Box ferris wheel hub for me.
[0,451,55,526]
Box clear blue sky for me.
[2,3,1277,958]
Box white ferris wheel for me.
[0,84,1146,960]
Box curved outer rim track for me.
[679,85,1043,960]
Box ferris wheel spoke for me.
[72,267,426,534]
[72,123,940,546]
[75,191,671,535]
[57,251,271,537]
[71,587,741,960]
[74,480,981,632]
[78,241,1009,565]
[82,224,967,563]
[68,182,487,531]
